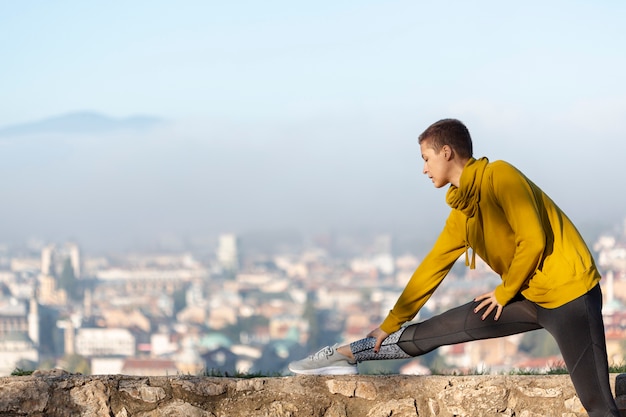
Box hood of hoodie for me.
[445,157,489,268]
[445,157,489,216]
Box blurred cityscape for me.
[2,220,626,377]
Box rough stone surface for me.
[0,373,623,416]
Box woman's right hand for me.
[367,327,389,353]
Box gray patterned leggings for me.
[349,285,619,417]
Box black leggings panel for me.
[395,285,619,417]
[397,293,541,356]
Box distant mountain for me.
[0,112,165,137]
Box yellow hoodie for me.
[380,157,601,334]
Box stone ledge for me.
[0,372,623,416]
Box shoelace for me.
[308,346,333,361]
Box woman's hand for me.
[474,290,504,321]
[367,327,390,353]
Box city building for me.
[75,328,136,357]
[217,234,239,273]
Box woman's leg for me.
[350,326,413,361]
[537,285,619,417]
[351,296,542,362]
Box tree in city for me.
[518,329,560,358]
[59,354,90,375]
[13,359,37,374]
[173,287,188,317]
[415,349,448,374]
[302,296,321,351]
[58,257,79,301]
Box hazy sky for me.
[1,1,626,252]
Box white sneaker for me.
[288,345,358,375]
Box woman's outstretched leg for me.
[351,297,541,362]
[289,297,541,374]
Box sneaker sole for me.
[288,365,358,375]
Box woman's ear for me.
[442,145,452,160]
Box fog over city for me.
[1,2,626,253]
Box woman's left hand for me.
[474,290,504,321]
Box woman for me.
[289,118,619,417]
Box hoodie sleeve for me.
[490,163,546,306]
[380,210,466,334]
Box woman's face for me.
[420,141,451,188]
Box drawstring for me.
[464,243,476,269]
[464,218,476,269]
